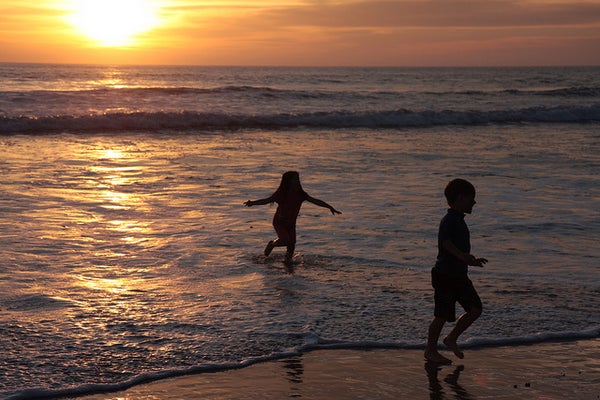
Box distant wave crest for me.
[4,84,600,98]
[1,85,324,99]
[418,86,600,98]
[1,105,599,134]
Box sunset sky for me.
[1,0,600,66]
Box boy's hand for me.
[466,254,488,267]
[244,200,253,207]
[474,258,487,267]
[330,207,342,215]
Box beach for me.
[1,65,598,398]
[80,339,600,400]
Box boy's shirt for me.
[435,208,471,281]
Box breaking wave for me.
[2,105,599,134]
[5,326,599,400]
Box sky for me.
[1,0,600,66]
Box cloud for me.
[255,0,600,29]
[2,0,599,65]
[0,2,67,35]
[146,0,600,65]
[162,0,600,43]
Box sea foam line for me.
[5,326,598,400]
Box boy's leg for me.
[443,307,481,359]
[427,268,453,364]
[425,317,452,364]
[444,281,482,359]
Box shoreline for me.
[75,338,600,400]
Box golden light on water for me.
[79,272,130,294]
[92,148,144,211]
[65,0,163,47]
[108,219,153,247]
[93,151,157,248]
[99,190,130,210]
[101,149,124,160]
[70,146,164,296]
[2,138,199,304]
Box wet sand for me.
[81,338,600,399]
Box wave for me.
[5,326,598,400]
[508,86,600,97]
[413,86,600,98]
[1,85,328,100]
[4,84,600,98]
[2,105,599,134]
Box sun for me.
[66,0,161,47]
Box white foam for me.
[6,328,599,400]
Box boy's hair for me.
[444,178,475,206]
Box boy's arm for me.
[244,196,275,207]
[442,240,487,267]
[306,195,342,215]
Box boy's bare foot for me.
[443,337,464,359]
[264,241,275,256]
[424,349,452,365]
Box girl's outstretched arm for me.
[244,196,275,207]
[306,195,342,215]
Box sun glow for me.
[66,0,161,47]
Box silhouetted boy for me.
[425,179,487,364]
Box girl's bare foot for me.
[284,253,294,266]
[424,349,452,365]
[443,337,464,359]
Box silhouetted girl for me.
[245,171,341,265]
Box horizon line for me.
[1,61,599,69]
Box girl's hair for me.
[274,171,304,198]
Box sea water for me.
[0,64,599,398]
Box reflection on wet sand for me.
[425,362,475,400]
[282,356,304,384]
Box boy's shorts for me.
[431,268,482,323]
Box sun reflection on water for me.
[64,144,169,297]
[79,272,130,294]
[109,219,154,247]
[100,149,124,160]
[75,263,166,298]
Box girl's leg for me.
[264,238,288,256]
[284,243,295,265]
[267,223,293,256]
[284,225,297,264]
[272,223,296,264]
[264,240,276,256]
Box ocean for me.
[0,64,599,398]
